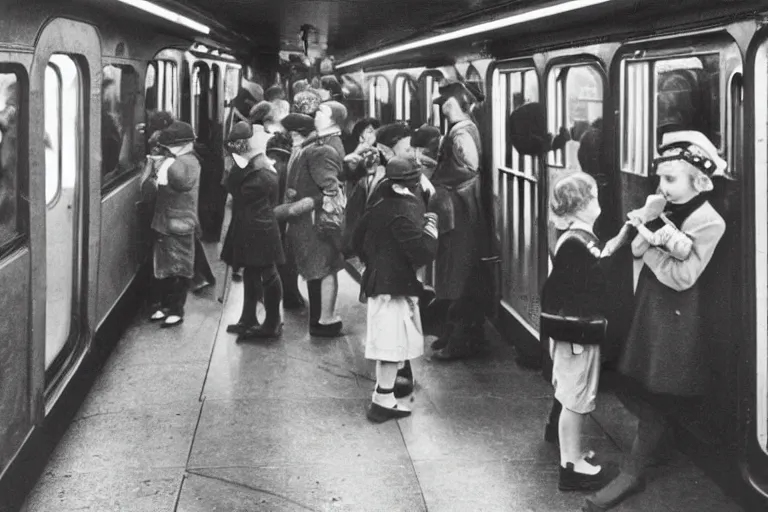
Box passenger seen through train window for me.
[102,64,139,185]
[0,73,18,248]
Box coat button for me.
[675,310,681,316]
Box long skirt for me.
[365,295,424,362]
[153,230,195,279]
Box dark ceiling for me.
[174,0,544,58]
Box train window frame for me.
[368,75,389,120]
[0,63,28,258]
[422,71,448,134]
[394,74,415,123]
[101,63,142,191]
[545,62,605,170]
[44,61,63,208]
[145,59,179,118]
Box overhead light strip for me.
[116,0,211,35]
[336,0,613,69]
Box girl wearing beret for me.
[586,131,728,511]
[351,156,439,422]
[221,122,285,339]
[142,121,200,328]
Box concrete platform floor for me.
[21,252,744,511]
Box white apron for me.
[365,295,424,362]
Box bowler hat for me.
[385,156,421,186]
[158,120,195,147]
[411,125,441,149]
[228,121,253,142]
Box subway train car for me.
[5,0,768,509]
[0,1,250,508]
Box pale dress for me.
[365,295,424,362]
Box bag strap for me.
[554,228,599,257]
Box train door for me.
[368,75,391,123]
[29,19,101,410]
[489,62,542,358]
[43,55,84,375]
[613,34,742,444]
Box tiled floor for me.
[21,247,745,511]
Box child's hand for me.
[285,188,297,202]
[627,216,643,228]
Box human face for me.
[360,125,376,146]
[314,105,333,131]
[656,161,698,204]
[441,96,460,122]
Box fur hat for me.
[281,113,315,137]
[249,101,274,125]
[293,89,322,116]
[385,156,421,187]
[158,120,195,147]
[508,102,551,156]
[376,123,411,149]
[321,100,347,127]
[264,85,286,102]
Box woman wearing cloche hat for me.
[220,122,286,340]
[586,129,728,511]
[142,121,200,328]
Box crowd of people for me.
[140,74,492,425]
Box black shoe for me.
[238,322,283,340]
[366,402,411,423]
[226,320,258,334]
[310,321,343,337]
[558,463,615,492]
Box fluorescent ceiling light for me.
[116,0,211,35]
[336,0,613,69]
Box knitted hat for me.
[293,90,322,116]
[264,85,286,102]
[266,131,293,158]
[385,156,421,187]
[227,121,253,142]
[249,101,274,125]
[158,120,195,146]
[281,113,315,137]
[376,122,411,149]
[320,100,347,127]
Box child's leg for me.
[559,407,600,474]
[373,360,402,409]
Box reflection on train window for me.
[547,64,603,169]
[101,64,140,185]
[44,54,82,370]
[621,54,721,176]
[144,60,178,117]
[0,70,21,251]
[395,75,415,122]
[491,66,541,330]
[368,76,389,120]
[424,74,448,134]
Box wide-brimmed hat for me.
[385,156,421,187]
[281,113,315,137]
[433,79,484,106]
[158,120,195,147]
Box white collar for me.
[232,153,249,168]
[567,219,596,235]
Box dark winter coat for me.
[285,131,346,280]
[220,156,285,268]
[149,151,201,237]
[352,187,437,298]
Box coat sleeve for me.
[389,214,438,268]
[641,211,726,291]
[307,145,342,193]
[167,158,199,192]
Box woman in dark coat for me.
[221,122,285,339]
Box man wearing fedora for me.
[428,79,490,360]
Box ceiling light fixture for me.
[336,0,613,69]
[116,0,211,35]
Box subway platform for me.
[21,242,744,511]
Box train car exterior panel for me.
[97,177,143,327]
[0,249,31,474]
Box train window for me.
[395,76,415,123]
[621,54,721,176]
[0,69,23,252]
[145,60,178,117]
[727,70,743,179]
[222,65,241,136]
[101,64,140,186]
[547,64,603,169]
[491,65,541,330]
[368,76,389,119]
[425,74,448,134]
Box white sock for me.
[563,457,601,475]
